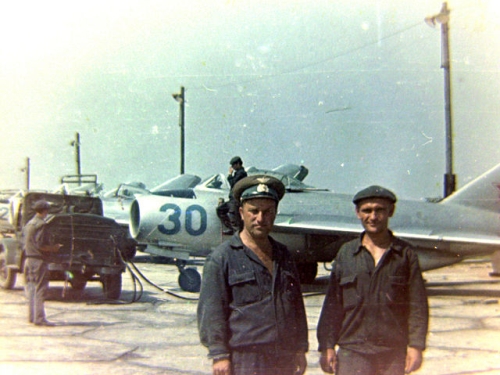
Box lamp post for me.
[426,2,456,197]
[172,86,185,175]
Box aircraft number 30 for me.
[157,203,207,236]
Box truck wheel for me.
[178,268,201,293]
[0,251,16,290]
[102,274,122,300]
[70,275,87,291]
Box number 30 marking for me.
[158,204,207,236]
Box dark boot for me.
[217,201,234,235]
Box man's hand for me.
[213,358,231,375]
[320,348,336,373]
[405,347,423,373]
[294,352,307,375]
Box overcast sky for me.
[1,0,499,200]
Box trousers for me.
[337,347,406,375]
[231,349,298,375]
[24,258,49,324]
[216,198,242,232]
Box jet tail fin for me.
[442,163,500,213]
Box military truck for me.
[0,191,136,299]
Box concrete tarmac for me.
[1,254,499,375]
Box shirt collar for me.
[229,232,282,260]
[229,232,244,249]
[354,230,402,254]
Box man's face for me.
[232,162,242,170]
[37,209,49,218]
[355,198,394,235]
[239,198,277,239]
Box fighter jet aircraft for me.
[129,163,500,292]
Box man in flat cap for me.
[217,156,248,235]
[317,186,428,375]
[198,175,308,375]
[22,200,63,326]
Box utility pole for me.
[172,86,185,174]
[71,132,82,185]
[426,2,456,197]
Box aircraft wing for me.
[392,230,500,246]
[276,214,500,248]
[274,214,362,235]
[273,209,500,271]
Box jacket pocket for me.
[340,274,358,310]
[387,275,409,304]
[228,271,261,306]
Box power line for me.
[194,21,425,91]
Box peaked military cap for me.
[229,156,242,165]
[33,200,50,212]
[233,174,285,203]
[352,185,397,204]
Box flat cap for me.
[229,156,242,165]
[33,200,50,212]
[233,174,285,203]
[353,185,397,204]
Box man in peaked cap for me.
[22,200,63,326]
[198,175,308,375]
[232,174,285,203]
[317,185,428,375]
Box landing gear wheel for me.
[178,268,201,292]
[102,274,122,300]
[0,251,16,290]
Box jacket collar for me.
[354,230,403,254]
[229,232,283,259]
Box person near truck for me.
[317,185,429,375]
[198,175,308,375]
[23,199,62,327]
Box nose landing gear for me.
[176,260,201,292]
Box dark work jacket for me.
[317,233,429,354]
[197,234,309,359]
[22,216,47,258]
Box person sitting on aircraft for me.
[317,185,429,375]
[198,175,308,375]
[216,156,247,235]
